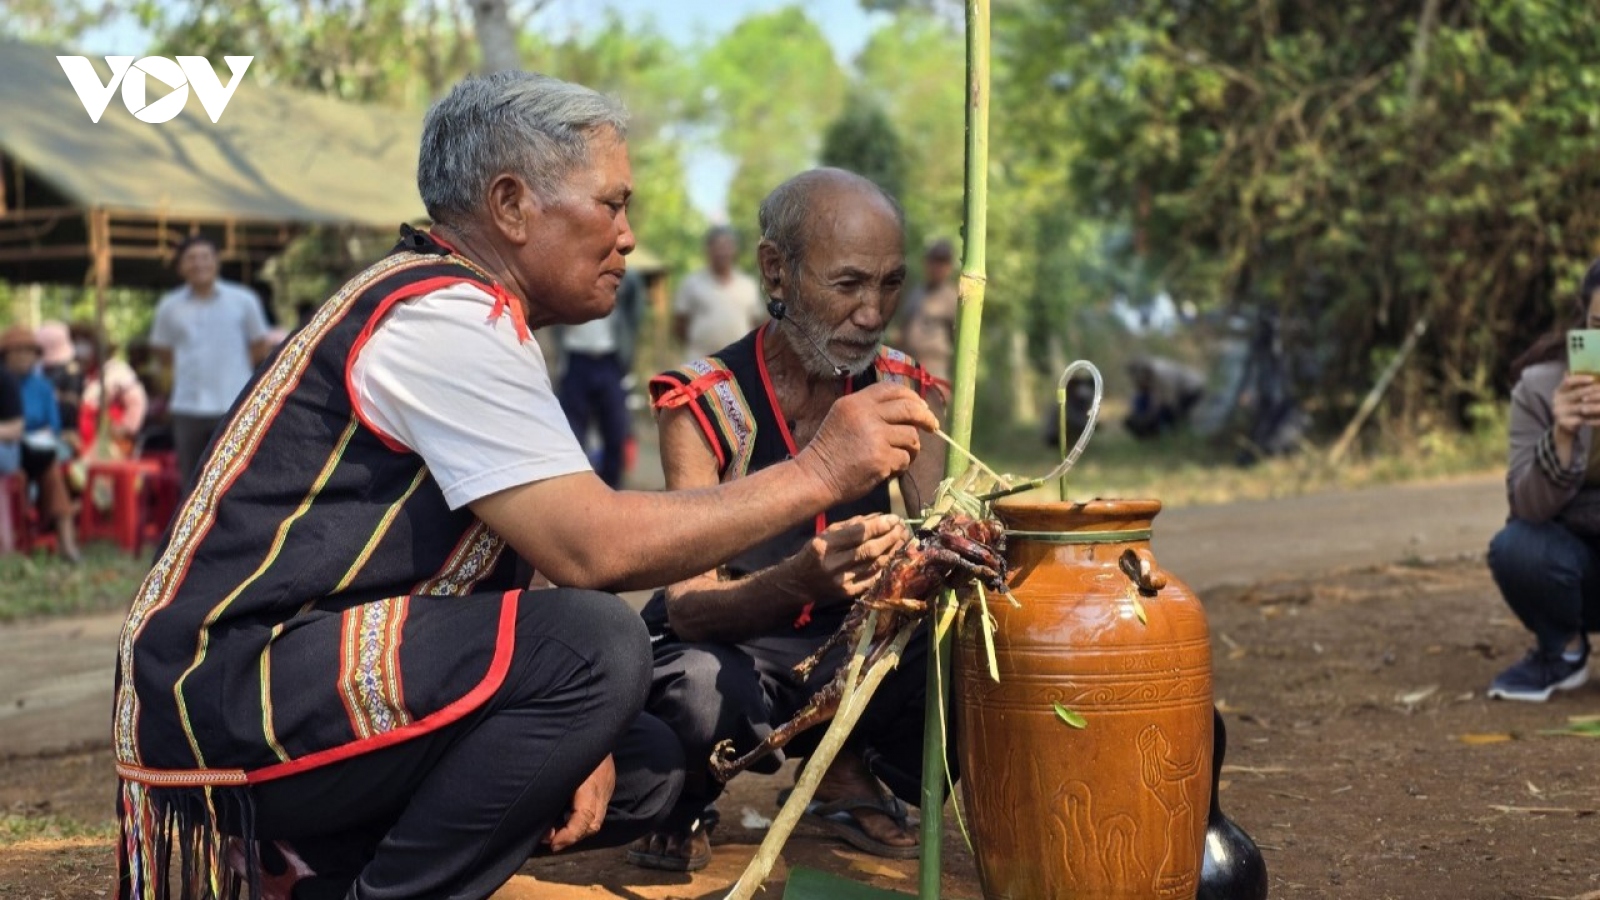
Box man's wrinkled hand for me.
[544,754,616,853]
[788,513,911,605]
[796,383,938,505]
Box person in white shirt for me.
[148,234,271,494]
[553,270,644,487]
[672,226,764,360]
[114,70,939,900]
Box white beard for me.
[779,299,882,378]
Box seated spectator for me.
[36,320,84,451]
[1125,356,1206,440]
[0,326,79,561]
[71,324,148,459]
[1490,258,1600,701]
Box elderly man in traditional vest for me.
[629,168,951,872]
[112,77,937,900]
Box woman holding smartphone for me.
[1491,258,1600,701]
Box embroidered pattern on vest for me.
[414,522,506,597]
[114,250,442,768]
[690,358,757,480]
[339,596,413,739]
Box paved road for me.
[0,474,1505,758]
[1152,473,1504,588]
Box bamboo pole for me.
[90,207,113,461]
[722,614,914,900]
[920,2,989,897]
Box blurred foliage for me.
[1013,0,1600,437]
[854,13,967,277]
[8,0,1596,445]
[698,6,849,254]
[821,92,909,207]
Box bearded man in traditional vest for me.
[629,168,952,872]
[112,77,937,900]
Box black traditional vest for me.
[115,228,526,896]
[647,324,942,630]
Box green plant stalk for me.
[921,1,989,897]
[724,613,910,900]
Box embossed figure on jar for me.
[1139,724,1205,896]
[957,499,1213,900]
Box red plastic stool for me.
[79,459,161,555]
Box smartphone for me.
[1569,329,1600,374]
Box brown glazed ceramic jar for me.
[956,499,1213,899]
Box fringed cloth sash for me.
[118,778,258,900]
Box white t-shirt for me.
[561,315,617,355]
[150,280,269,417]
[350,283,592,510]
[673,268,764,360]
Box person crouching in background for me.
[1491,258,1600,701]
[0,326,80,562]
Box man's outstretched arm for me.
[472,382,936,593]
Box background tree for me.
[1015,0,1600,439]
[820,92,909,204]
[853,13,966,275]
[696,6,848,246]
[469,0,521,73]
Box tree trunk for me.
[1011,327,1039,426]
[470,0,521,73]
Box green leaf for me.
[977,582,1000,682]
[1053,703,1087,729]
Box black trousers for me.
[557,352,631,489]
[247,589,684,900]
[645,606,952,830]
[172,413,222,497]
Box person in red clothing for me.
[71,324,148,458]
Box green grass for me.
[0,544,147,624]
[970,410,1506,509]
[0,814,117,845]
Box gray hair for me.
[758,168,904,283]
[417,71,629,224]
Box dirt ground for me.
[3,553,1597,899]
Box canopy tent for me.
[0,36,673,385]
[0,38,432,289]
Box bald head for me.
[758,168,905,288]
[756,169,909,378]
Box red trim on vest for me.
[421,231,530,341]
[246,589,521,783]
[485,283,532,343]
[756,324,859,629]
[427,230,460,254]
[344,275,474,454]
[756,324,829,539]
[650,369,734,410]
[875,355,948,399]
[648,373,728,472]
